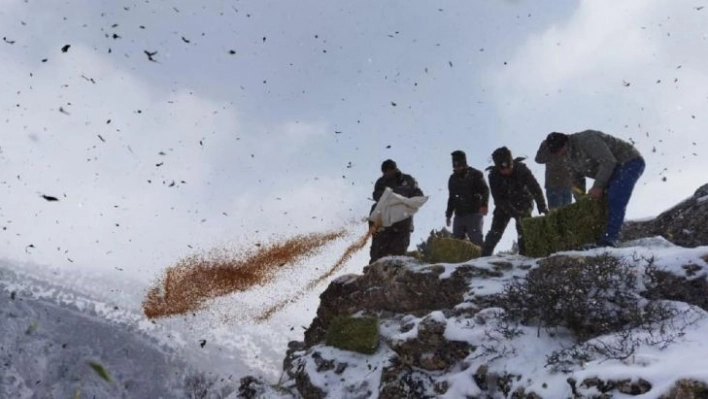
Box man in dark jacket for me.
[535,139,586,209]
[544,130,645,247]
[369,159,424,264]
[481,147,548,257]
[445,150,489,246]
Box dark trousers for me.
[369,218,412,264]
[603,158,645,245]
[482,208,531,256]
[452,213,484,246]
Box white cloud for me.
[280,120,328,140]
[499,0,657,95]
[486,0,708,222]
[0,41,367,284]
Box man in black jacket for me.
[445,150,489,246]
[482,147,548,256]
[369,159,424,264]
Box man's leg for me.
[388,218,412,256]
[369,230,385,264]
[513,210,532,255]
[452,214,467,239]
[468,213,484,247]
[546,188,562,210]
[560,189,573,207]
[482,209,511,256]
[603,158,646,245]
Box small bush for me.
[325,316,379,354]
[415,228,481,263]
[500,254,666,340]
[522,197,608,258]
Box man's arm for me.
[472,170,490,207]
[488,171,508,213]
[580,133,618,189]
[572,172,586,196]
[520,163,547,213]
[445,177,455,219]
[372,178,386,202]
[406,175,424,197]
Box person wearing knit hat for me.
[369,159,424,264]
[542,130,645,247]
[445,150,489,246]
[481,147,548,256]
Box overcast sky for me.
[1,0,707,285]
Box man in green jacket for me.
[544,130,645,247]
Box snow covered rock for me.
[623,183,708,247]
[274,245,708,399]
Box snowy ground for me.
[0,272,189,398]
[289,239,708,399]
[0,231,370,398]
[4,238,708,398]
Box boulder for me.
[623,183,708,247]
[304,259,472,347]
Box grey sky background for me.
[2,0,707,287]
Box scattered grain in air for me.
[257,230,372,322]
[143,230,346,319]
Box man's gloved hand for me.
[445,216,451,227]
[539,207,549,215]
[479,206,489,216]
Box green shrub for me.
[427,237,481,263]
[325,316,379,354]
[522,197,608,258]
[501,254,670,341]
[415,228,481,263]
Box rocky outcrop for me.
[644,257,708,312]
[239,185,708,399]
[303,259,488,347]
[622,183,708,247]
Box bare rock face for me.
[579,377,652,396]
[622,183,708,247]
[644,255,708,312]
[285,257,513,399]
[267,188,708,399]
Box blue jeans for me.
[603,158,645,245]
[546,187,572,209]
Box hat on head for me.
[381,159,397,172]
[451,150,467,168]
[546,132,569,154]
[492,147,513,169]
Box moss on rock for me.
[325,316,379,355]
[523,197,608,258]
